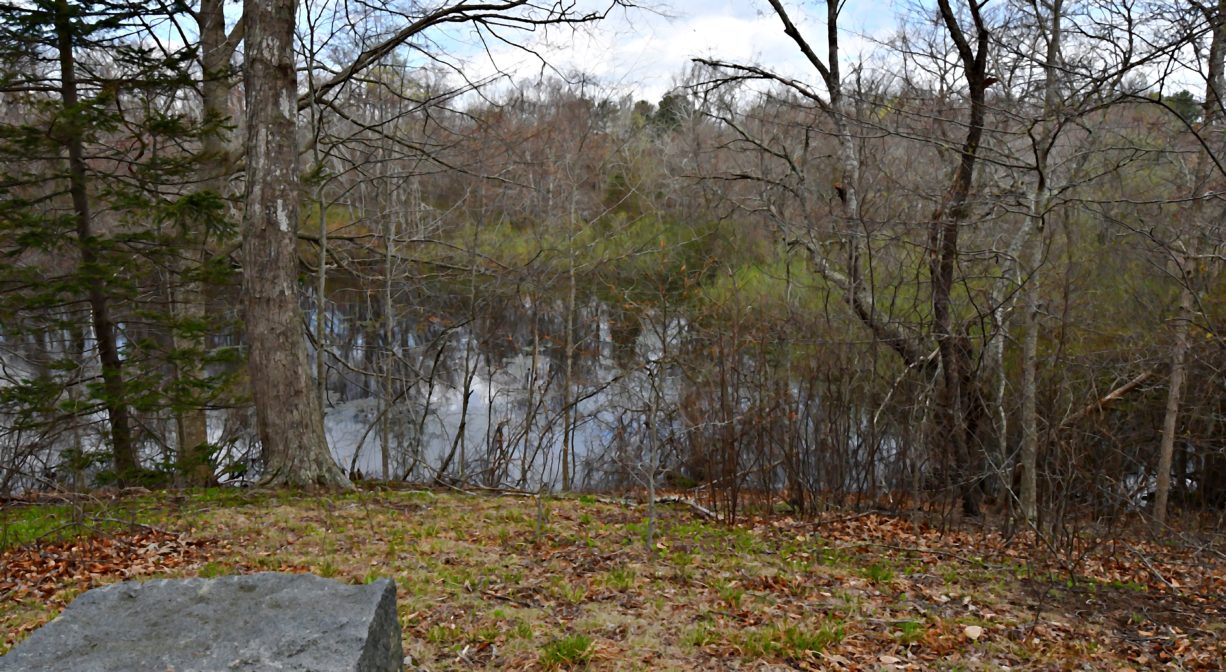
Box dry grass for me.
[3,488,1223,670]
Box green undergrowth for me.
[1,498,160,550]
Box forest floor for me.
[1,488,1224,670]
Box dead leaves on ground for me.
[745,511,1225,670]
[0,530,212,606]
[1,528,215,653]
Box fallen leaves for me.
[0,530,212,607]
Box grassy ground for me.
[2,488,1223,670]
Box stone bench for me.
[0,573,403,672]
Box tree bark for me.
[1020,0,1064,525]
[1153,0,1226,528]
[931,0,991,518]
[173,0,235,487]
[242,0,350,489]
[381,192,395,481]
[1154,267,1192,529]
[561,210,577,492]
[54,0,138,481]
[1019,211,1042,524]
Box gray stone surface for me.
[0,572,403,672]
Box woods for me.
[0,0,1224,535]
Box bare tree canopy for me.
[0,0,1222,532]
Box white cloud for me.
[453,0,899,102]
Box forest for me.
[1,0,1225,534]
[3,1,1226,669]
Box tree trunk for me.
[242,0,350,489]
[174,0,234,487]
[1154,268,1192,529]
[54,0,138,481]
[1153,0,1226,527]
[1020,0,1064,525]
[381,198,395,481]
[1019,217,1042,524]
[930,0,990,519]
[561,216,577,492]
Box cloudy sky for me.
[455,0,903,101]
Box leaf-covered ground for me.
[2,489,1223,670]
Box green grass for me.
[817,545,851,566]
[894,620,925,644]
[738,623,844,659]
[198,560,228,578]
[539,634,594,669]
[513,621,534,640]
[713,579,744,608]
[0,505,76,548]
[314,558,339,578]
[604,565,636,591]
[862,562,895,584]
[426,624,455,645]
[681,623,716,648]
[556,582,588,604]
[0,503,158,550]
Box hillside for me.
[2,490,1222,670]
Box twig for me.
[90,517,176,540]
[481,590,531,607]
[1059,370,1154,428]
[845,541,985,565]
[654,496,719,521]
[812,510,891,527]
[593,496,636,507]
[1125,544,1180,593]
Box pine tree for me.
[0,0,231,487]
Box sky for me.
[451,0,902,102]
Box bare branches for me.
[788,237,932,369]
[765,0,834,91]
[691,58,829,111]
[299,0,630,110]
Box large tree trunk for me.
[242,0,350,489]
[54,0,138,481]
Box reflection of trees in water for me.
[296,282,917,512]
[0,276,921,508]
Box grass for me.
[539,634,594,669]
[0,501,153,550]
[1,504,75,548]
[1,489,1222,670]
[862,561,895,584]
[681,623,716,648]
[738,623,844,658]
[713,578,744,608]
[604,565,635,591]
[894,619,925,644]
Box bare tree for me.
[1154,0,1226,528]
[693,0,993,516]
